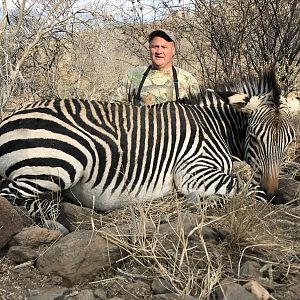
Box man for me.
[113,29,200,105]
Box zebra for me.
[0,67,295,229]
[211,69,296,196]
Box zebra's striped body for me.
[0,99,244,212]
[0,68,295,223]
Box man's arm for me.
[111,74,132,103]
[188,74,201,97]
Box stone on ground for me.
[37,230,124,283]
[0,196,23,249]
[9,225,63,248]
[7,245,38,263]
[244,280,270,300]
[215,282,257,300]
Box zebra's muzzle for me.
[260,168,280,198]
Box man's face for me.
[149,36,175,70]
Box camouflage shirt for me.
[112,65,200,105]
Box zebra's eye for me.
[248,131,255,138]
[248,132,260,143]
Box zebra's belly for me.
[63,176,175,211]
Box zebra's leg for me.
[186,191,230,210]
[175,167,267,204]
[176,168,238,194]
[247,184,267,203]
[175,168,238,206]
[0,181,70,234]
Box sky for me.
[1,0,193,22]
[2,0,191,10]
[3,0,98,9]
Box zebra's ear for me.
[285,96,300,116]
[212,90,250,109]
[240,96,261,112]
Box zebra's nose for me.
[260,171,279,198]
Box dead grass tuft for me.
[92,189,299,297]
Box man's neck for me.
[151,64,173,71]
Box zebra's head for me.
[244,98,295,198]
[214,67,296,198]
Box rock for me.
[151,278,175,294]
[37,230,124,283]
[28,286,69,300]
[14,206,34,226]
[7,245,38,263]
[62,202,106,231]
[215,282,257,300]
[240,260,262,279]
[151,294,196,300]
[151,294,179,300]
[46,275,63,285]
[244,280,270,300]
[67,289,96,300]
[216,227,232,241]
[0,196,23,249]
[240,260,274,291]
[200,226,222,244]
[124,280,151,297]
[158,212,224,244]
[273,178,300,204]
[9,225,63,248]
[287,283,300,299]
[43,220,70,235]
[94,287,108,299]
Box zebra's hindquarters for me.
[0,111,91,200]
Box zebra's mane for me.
[179,67,282,109]
[178,86,231,106]
[214,66,282,108]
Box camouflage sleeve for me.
[188,74,200,97]
[110,74,132,103]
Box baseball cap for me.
[148,29,176,44]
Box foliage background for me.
[0,0,299,115]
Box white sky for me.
[1,0,193,21]
[3,0,191,10]
[3,0,98,9]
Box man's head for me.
[148,29,176,71]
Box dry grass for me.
[81,187,300,297]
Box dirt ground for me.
[0,193,299,300]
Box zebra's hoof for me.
[186,191,200,203]
[247,186,268,203]
[44,220,70,235]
